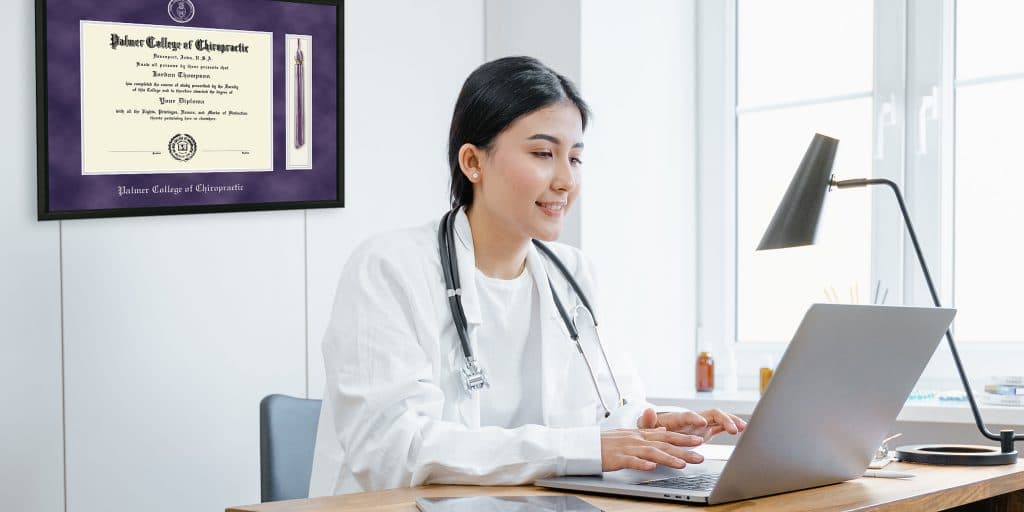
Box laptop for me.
[536,303,955,505]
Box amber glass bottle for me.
[759,356,775,395]
[696,344,714,392]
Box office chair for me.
[259,394,322,502]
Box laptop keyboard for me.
[636,473,720,491]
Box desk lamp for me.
[757,133,1019,465]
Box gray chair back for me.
[259,394,323,502]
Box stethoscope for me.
[438,208,627,417]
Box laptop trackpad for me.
[601,459,727,484]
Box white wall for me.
[2,1,482,511]
[61,213,307,511]
[484,0,583,248]
[579,0,698,398]
[1,2,64,511]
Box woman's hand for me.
[600,427,705,472]
[636,408,747,442]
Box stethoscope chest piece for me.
[462,356,489,393]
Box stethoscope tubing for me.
[531,239,596,325]
[438,209,626,416]
[438,209,475,361]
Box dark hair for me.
[447,56,591,209]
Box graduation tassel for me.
[294,39,305,149]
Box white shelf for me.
[650,391,1024,426]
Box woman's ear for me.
[458,143,483,183]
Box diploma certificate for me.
[80,21,273,175]
[38,0,341,220]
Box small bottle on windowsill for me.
[759,356,775,396]
[696,342,715,392]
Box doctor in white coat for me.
[309,56,745,497]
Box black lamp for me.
[757,133,1019,465]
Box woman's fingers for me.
[649,441,705,464]
[619,455,657,471]
[657,411,708,433]
[601,428,711,472]
[730,413,748,432]
[650,410,746,441]
[703,425,725,440]
[641,429,704,447]
[701,408,739,434]
[625,445,686,469]
[636,408,660,429]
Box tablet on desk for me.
[415,495,601,511]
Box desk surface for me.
[228,461,1024,512]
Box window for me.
[952,0,1024,343]
[735,0,874,343]
[697,0,1024,390]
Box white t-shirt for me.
[474,266,544,428]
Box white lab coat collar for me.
[451,208,579,426]
[526,240,581,425]
[451,208,566,326]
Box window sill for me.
[650,391,1024,426]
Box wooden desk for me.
[228,461,1024,512]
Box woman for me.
[309,56,745,496]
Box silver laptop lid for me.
[535,304,954,505]
[708,304,955,503]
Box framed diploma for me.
[35,0,343,220]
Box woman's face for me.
[470,101,584,242]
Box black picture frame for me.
[35,0,344,220]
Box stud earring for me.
[471,172,480,180]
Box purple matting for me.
[44,0,339,212]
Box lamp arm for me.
[833,178,1021,448]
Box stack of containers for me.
[983,376,1024,407]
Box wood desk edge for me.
[228,462,1024,512]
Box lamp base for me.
[895,444,1018,465]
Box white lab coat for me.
[309,208,674,496]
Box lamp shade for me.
[756,133,839,251]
